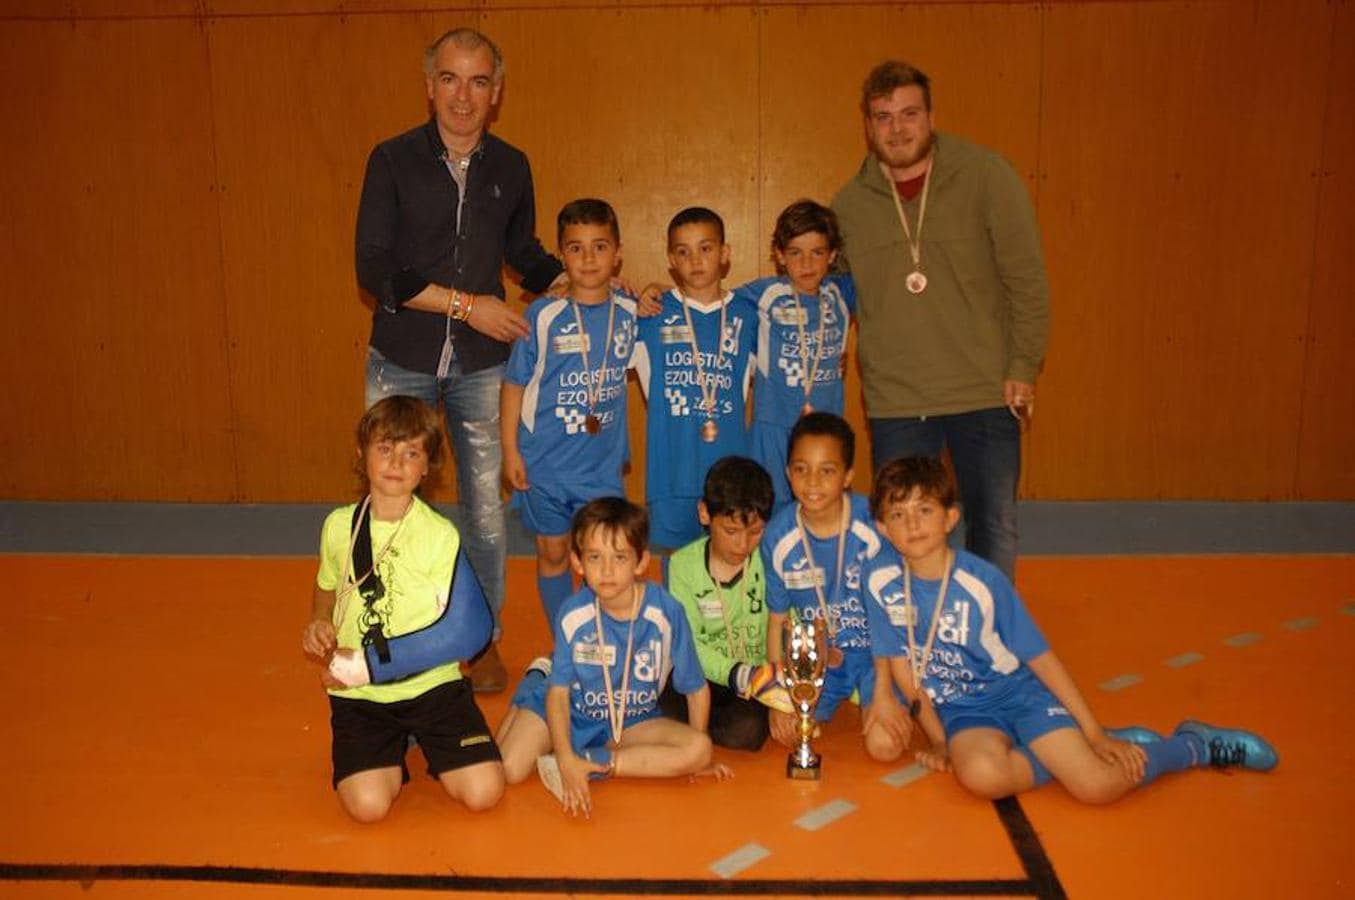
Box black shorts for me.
[329,678,501,788]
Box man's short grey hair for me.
[424,28,505,83]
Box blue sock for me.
[1015,745,1053,788]
[538,571,573,627]
[1140,735,1200,786]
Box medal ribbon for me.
[709,555,751,662]
[592,583,644,746]
[679,291,728,423]
[333,494,413,628]
[902,548,952,697]
[885,155,934,277]
[794,501,849,650]
[568,295,618,428]
[791,289,828,411]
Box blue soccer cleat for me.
[1173,720,1279,772]
[1106,725,1164,745]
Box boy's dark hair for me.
[787,411,855,469]
[860,60,932,114]
[703,456,774,525]
[353,395,444,487]
[558,198,620,244]
[570,496,649,558]
[771,199,843,256]
[870,456,958,519]
[667,206,726,245]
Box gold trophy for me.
[782,618,828,779]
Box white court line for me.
[1099,673,1143,692]
[794,799,857,832]
[709,842,771,879]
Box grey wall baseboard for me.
[2,501,1352,558]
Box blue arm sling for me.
[351,500,493,685]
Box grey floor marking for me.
[1164,651,1204,668]
[1283,617,1319,631]
[1224,632,1263,647]
[793,799,857,832]
[1098,673,1143,692]
[882,763,928,788]
[708,842,770,879]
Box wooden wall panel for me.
[3,1,198,17]
[1296,0,1355,499]
[1034,0,1331,499]
[486,5,762,500]
[2,2,1352,503]
[71,0,200,16]
[0,18,236,500]
[760,3,1044,491]
[207,12,450,501]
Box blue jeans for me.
[366,348,506,636]
[869,407,1020,580]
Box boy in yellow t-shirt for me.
[302,396,504,822]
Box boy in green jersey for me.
[660,456,791,750]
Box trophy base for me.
[786,753,822,780]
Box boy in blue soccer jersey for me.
[739,200,855,512]
[761,412,909,761]
[495,498,730,817]
[501,199,638,629]
[632,207,758,550]
[863,456,1278,802]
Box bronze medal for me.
[826,645,844,669]
[801,403,813,417]
[905,270,928,294]
[585,414,601,435]
[700,419,719,443]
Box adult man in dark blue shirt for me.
[355,28,562,691]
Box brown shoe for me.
[470,642,507,693]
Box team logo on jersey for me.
[574,640,616,667]
[844,562,861,592]
[778,356,806,387]
[552,321,590,355]
[664,386,692,417]
[886,603,916,627]
[659,315,693,344]
[697,594,725,619]
[771,303,809,326]
[784,563,824,591]
[720,318,744,355]
[556,405,592,435]
[632,641,660,683]
[613,319,635,359]
[937,601,971,646]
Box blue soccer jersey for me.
[505,293,638,493]
[862,547,1050,710]
[762,493,881,653]
[739,273,855,427]
[633,290,757,547]
[549,582,706,738]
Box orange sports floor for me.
[3,554,1352,898]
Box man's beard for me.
[880,131,934,172]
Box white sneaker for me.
[536,753,565,804]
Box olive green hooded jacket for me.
[832,132,1050,419]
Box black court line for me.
[1,864,1039,897]
[994,796,1067,900]
[0,801,1063,897]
